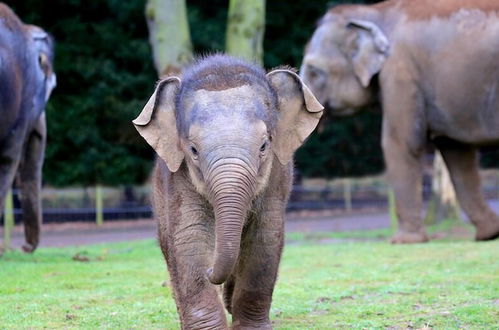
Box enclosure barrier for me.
[2,173,499,227]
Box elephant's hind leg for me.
[438,143,499,241]
[17,114,46,252]
[0,123,25,245]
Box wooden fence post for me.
[3,189,14,249]
[95,185,103,226]
[388,188,398,231]
[343,179,352,212]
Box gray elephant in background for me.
[0,4,56,252]
[133,55,323,329]
[300,0,499,243]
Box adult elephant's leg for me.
[0,122,26,243]
[0,155,21,210]
[17,113,46,253]
[155,164,228,330]
[438,143,499,240]
[381,67,428,244]
[383,134,427,243]
[230,200,285,330]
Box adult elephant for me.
[0,4,56,252]
[300,0,499,243]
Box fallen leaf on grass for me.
[72,253,90,262]
[65,313,76,320]
[315,296,332,303]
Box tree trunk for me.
[225,0,266,65]
[145,0,193,77]
[425,151,461,224]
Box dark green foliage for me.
[10,0,495,185]
[479,148,499,169]
[296,110,383,178]
[187,0,228,54]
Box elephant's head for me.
[26,24,57,112]
[300,12,389,116]
[133,56,323,285]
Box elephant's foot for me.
[475,218,499,241]
[390,230,429,244]
[231,320,272,330]
[22,243,37,253]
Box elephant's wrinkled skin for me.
[301,0,499,243]
[133,55,323,329]
[0,4,56,253]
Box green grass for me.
[1,226,498,329]
[286,218,474,243]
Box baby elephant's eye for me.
[260,141,268,152]
[190,146,199,158]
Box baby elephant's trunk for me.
[205,158,256,285]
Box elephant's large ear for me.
[27,25,57,101]
[347,19,389,88]
[267,69,324,165]
[132,77,184,172]
[38,52,56,101]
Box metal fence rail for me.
[3,177,499,224]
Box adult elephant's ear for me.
[347,19,389,88]
[267,69,324,165]
[133,77,184,172]
[27,25,57,101]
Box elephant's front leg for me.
[438,143,499,240]
[229,204,285,330]
[381,70,428,244]
[161,194,228,330]
[17,113,46,253]
[383,132,427,243]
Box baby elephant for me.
[133,55,323,329]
